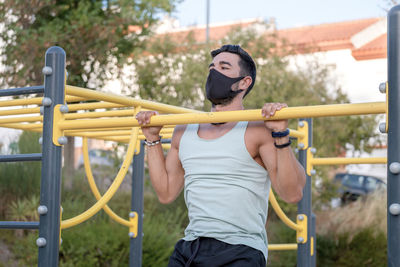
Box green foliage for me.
[58,219,130,267]
[9,231,38,266]
[6,195,39,221]
[265,218,386,266]
[18,130,42,154]
[0,0,180,173]
[8,188,186,267]
[134,35,209,109]
[142,194,187,267]
[0,131,41,217]
[317,228,387,267]
[266,220,297,266]
[0,0,179,89]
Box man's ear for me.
[239,76,252,91]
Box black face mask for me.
[205,69,244,105]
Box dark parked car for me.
[333,173,386,203]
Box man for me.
[136,44,306,266]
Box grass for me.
[316,190,387,237]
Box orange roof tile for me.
[158,20,257,44]
[276,18,381,52]
[352,34,387,60]
[156,17,387,60]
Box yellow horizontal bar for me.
[63,130,136,143]
[0,95,83,109]
[65,109,134,119]
[67,102,124,112]
[269,190,302,231]
[64,125,176,134]
[0,115,42,124]
[66,85,200,114]
[58,102,385,130]
[68,128,175,138]
[0,97,42,107]
[66,127,135,133]
[92,134,173,142]
[268,243,298,251]
[312,157,387,165]
[66,96,87,102]
[289,129,305,139]
[0,107,40,117]
[1,123,42,131]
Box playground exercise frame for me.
[0,5,400,266]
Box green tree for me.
[0,0,180,175]
[133,33,209,109]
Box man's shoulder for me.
[170,124,188,149]
[246,121,273,146]
[247,121,270,133]
[174,124,188,133]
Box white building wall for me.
[289,49,387,103]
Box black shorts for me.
[167,237,266,267]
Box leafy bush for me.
[266,220,297,266]
[142,195,187,267]
[0,131,41,217]
[58,219,130,267]
[6,195,40,222]
[7,186,186,267]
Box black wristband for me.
[144,138,161,146]
[271,128,290,138]
[274,139,292,149]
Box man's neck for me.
[211,100,244,112]
[210,100,244,126]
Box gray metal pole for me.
[37,46,66,267]
[387,6,400,267]
[297,118,313,267]
[129,142,145,267]
[311,213,316,267]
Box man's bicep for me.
[165,126,186,199]
[165,146,185,198]
[259,142,280,195]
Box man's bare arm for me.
[260,103,306,203]
[136,111,185,204]
[260,137,306,203]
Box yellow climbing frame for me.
[0,83,388,253]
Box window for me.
[342,174,364,188]
[365,177,379,191]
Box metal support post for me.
[311,213,316,267]
[387,6,400,267]
[297,118,313,267]
[38,46,66,267]
[129,141,145,267]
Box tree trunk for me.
[64,136,75,182]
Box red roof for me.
[352,34,387,60]
[158,17,387,61]
[277,18,381,52]
[158,20,257,44]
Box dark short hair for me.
[210,44,256,97]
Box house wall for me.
[288,49,387,103]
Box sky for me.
[173,0,391,29]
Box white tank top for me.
[179,121,271,261]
